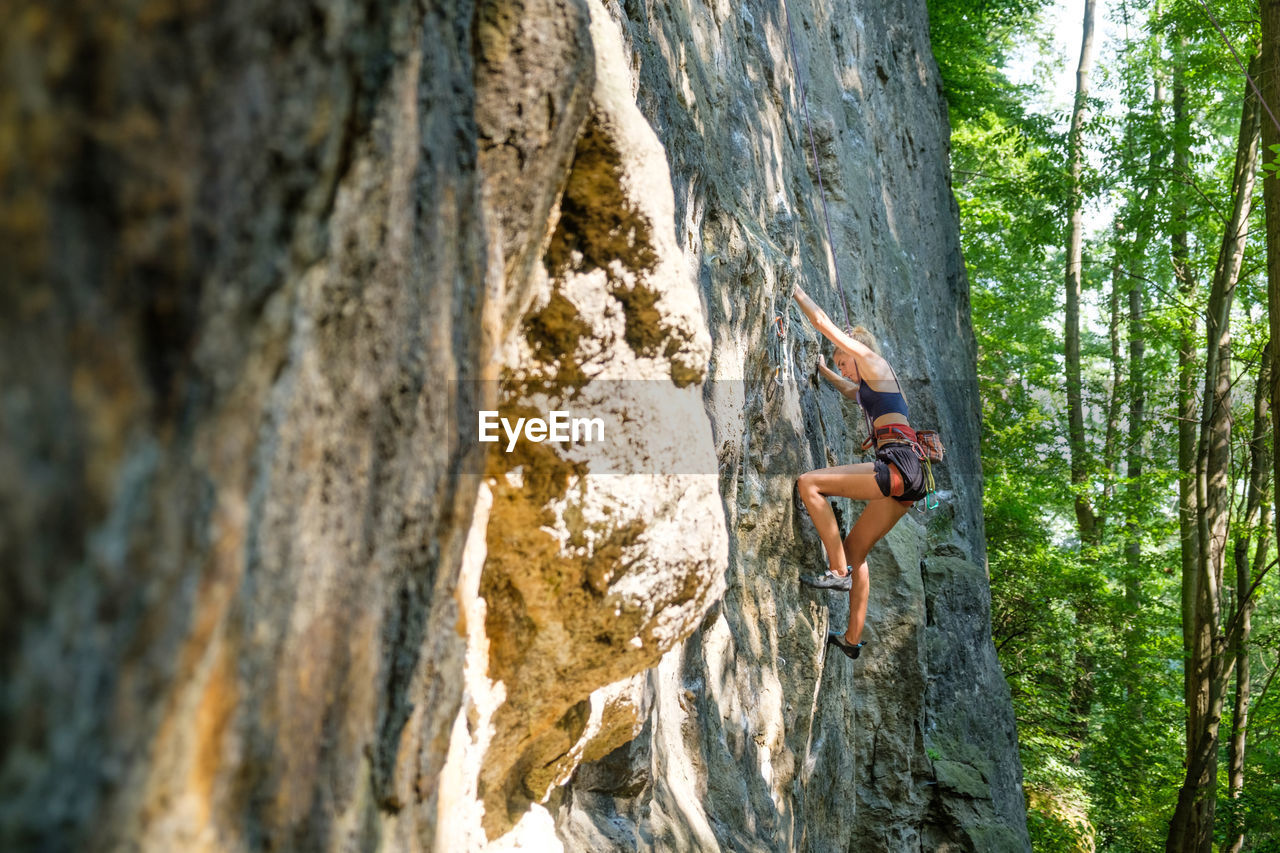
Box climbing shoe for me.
[800,567,851,591]
[826,631,865,660]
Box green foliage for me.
[935,0,1280,849]
[1261,143,1280,180]
[1080,566,1184,851]
[1026,794,1096,853]
[929,0,1057,126]
[1234,612,1280,848]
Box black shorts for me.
[873,443,929,505]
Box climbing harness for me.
[861,423,944,464]
[852,363,944,510]
[858,420,941,510]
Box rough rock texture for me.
[1,2,505,849]
[544,1,1027,850]
[0,0,1027,851]
[471,0,729,836]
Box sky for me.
[1006,0,1125,244]
[1004,0,1131,350]
[1007,0,1119,115]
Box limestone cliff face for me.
[0,1,1026,852]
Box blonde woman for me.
[792,284,929,660]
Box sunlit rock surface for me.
[0,0,1027,850]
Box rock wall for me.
[0,0,1027,851]
[544,3,1026,849]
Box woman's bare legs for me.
[797,461,911,643]
[840,497,910,643]
[796,462,886,577]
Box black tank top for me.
[858,377,909,421]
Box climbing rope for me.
[780,0,852,330]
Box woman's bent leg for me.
[841,495,910,643]
[796,463,884,577]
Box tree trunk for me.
[1166,63,1261,853]
[1124,55,1161,641]
[1103,252,1125,525]
[1108,14,1162,726]
[1262,0,1280,669]
[1226,342,1272,853]
[1066,0,1099,542]
[1172,47,1201,757]
[1124,256,1145,614]
[1261,10,1280,853]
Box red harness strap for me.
[874,424,918,445]
[875,425,926,463]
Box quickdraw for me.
[922,457,939,510]
[768,297,795,387]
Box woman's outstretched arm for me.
[792,284,875,359]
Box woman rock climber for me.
[791,283,930,661]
